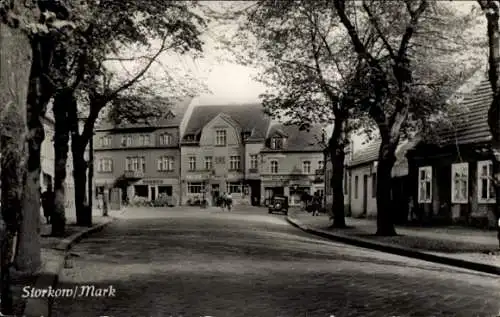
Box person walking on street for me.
[226,192,233,211]
[41,187,54,224]
[312,191,321,216]
[220,192,227,211]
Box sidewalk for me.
[11,209,119,316]
[288,210,500,275]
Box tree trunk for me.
[52,90,72,237]
[329,116,347,228]
[375,133,399,236]
[374,60,410,237]
[0,22,32,314]
[72,142,89,226]
[15,34,54,272]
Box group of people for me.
[216,192,233,211]
[302,191,323,216]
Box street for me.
[52,207,500,317]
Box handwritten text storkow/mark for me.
[22,285,117,298]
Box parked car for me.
[268,195,289,215]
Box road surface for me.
[51,207,500,317]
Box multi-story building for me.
[94,100,325,207]
[260,124,325,206]
[180,104,270,206]
[93,97,193,205]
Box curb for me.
[286,216,500,276]
[23,217,115,317]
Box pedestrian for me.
[226,192,233,211]
[41,187,54,224]
[220,192,227,211]
[312,191,321,216]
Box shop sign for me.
[185,174,203,181]
[142,179,164,185]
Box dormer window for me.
[160,133,173,145]
[242,131,251,140]
[271,137,283,150]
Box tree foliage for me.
[333,0,484,235]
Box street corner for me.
[55,218,115,252]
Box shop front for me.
[134,178,180,205]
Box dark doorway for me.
[134,185,148,198]
[151,187,156,201]
[249,180,261,206]
[158,186,173,196]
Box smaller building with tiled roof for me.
[261,123,325,153]
[407,72,497,228]
[342,137,417,220]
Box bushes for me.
[130,196,149,207]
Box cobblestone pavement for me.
[51,207,500,317]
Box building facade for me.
[407,79,497,228]
[180,104,270,206]
[93,98,192,206]
[260,124,325,206]
[328,138,414,222]
[95,101,325,207]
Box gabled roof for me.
[96,96,193,131]
[348,138,418,176]
[213,112,241,132]
[261,123,324,152]
[182,103,270,142]
[425,77,492,147]
[349,140,380,167]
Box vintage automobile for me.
[268,195,289,215]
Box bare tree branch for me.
[334,0,384,73]
[398,0,428,60]
[104,34,170,103]
[362,0,396,60]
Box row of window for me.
[418,161,494,204]
[98,156,325,174]
[352,173,377,199]
[97,156,174,172]
[188,156,241,171]
[348,161,494,204]
[99,131,292,149]
[187,182,243,194]
[98,133,174,147]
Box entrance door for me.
[274,187,284,196]
[151,187,156,201]
[363,175,368,215]
[250,181,261,206]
